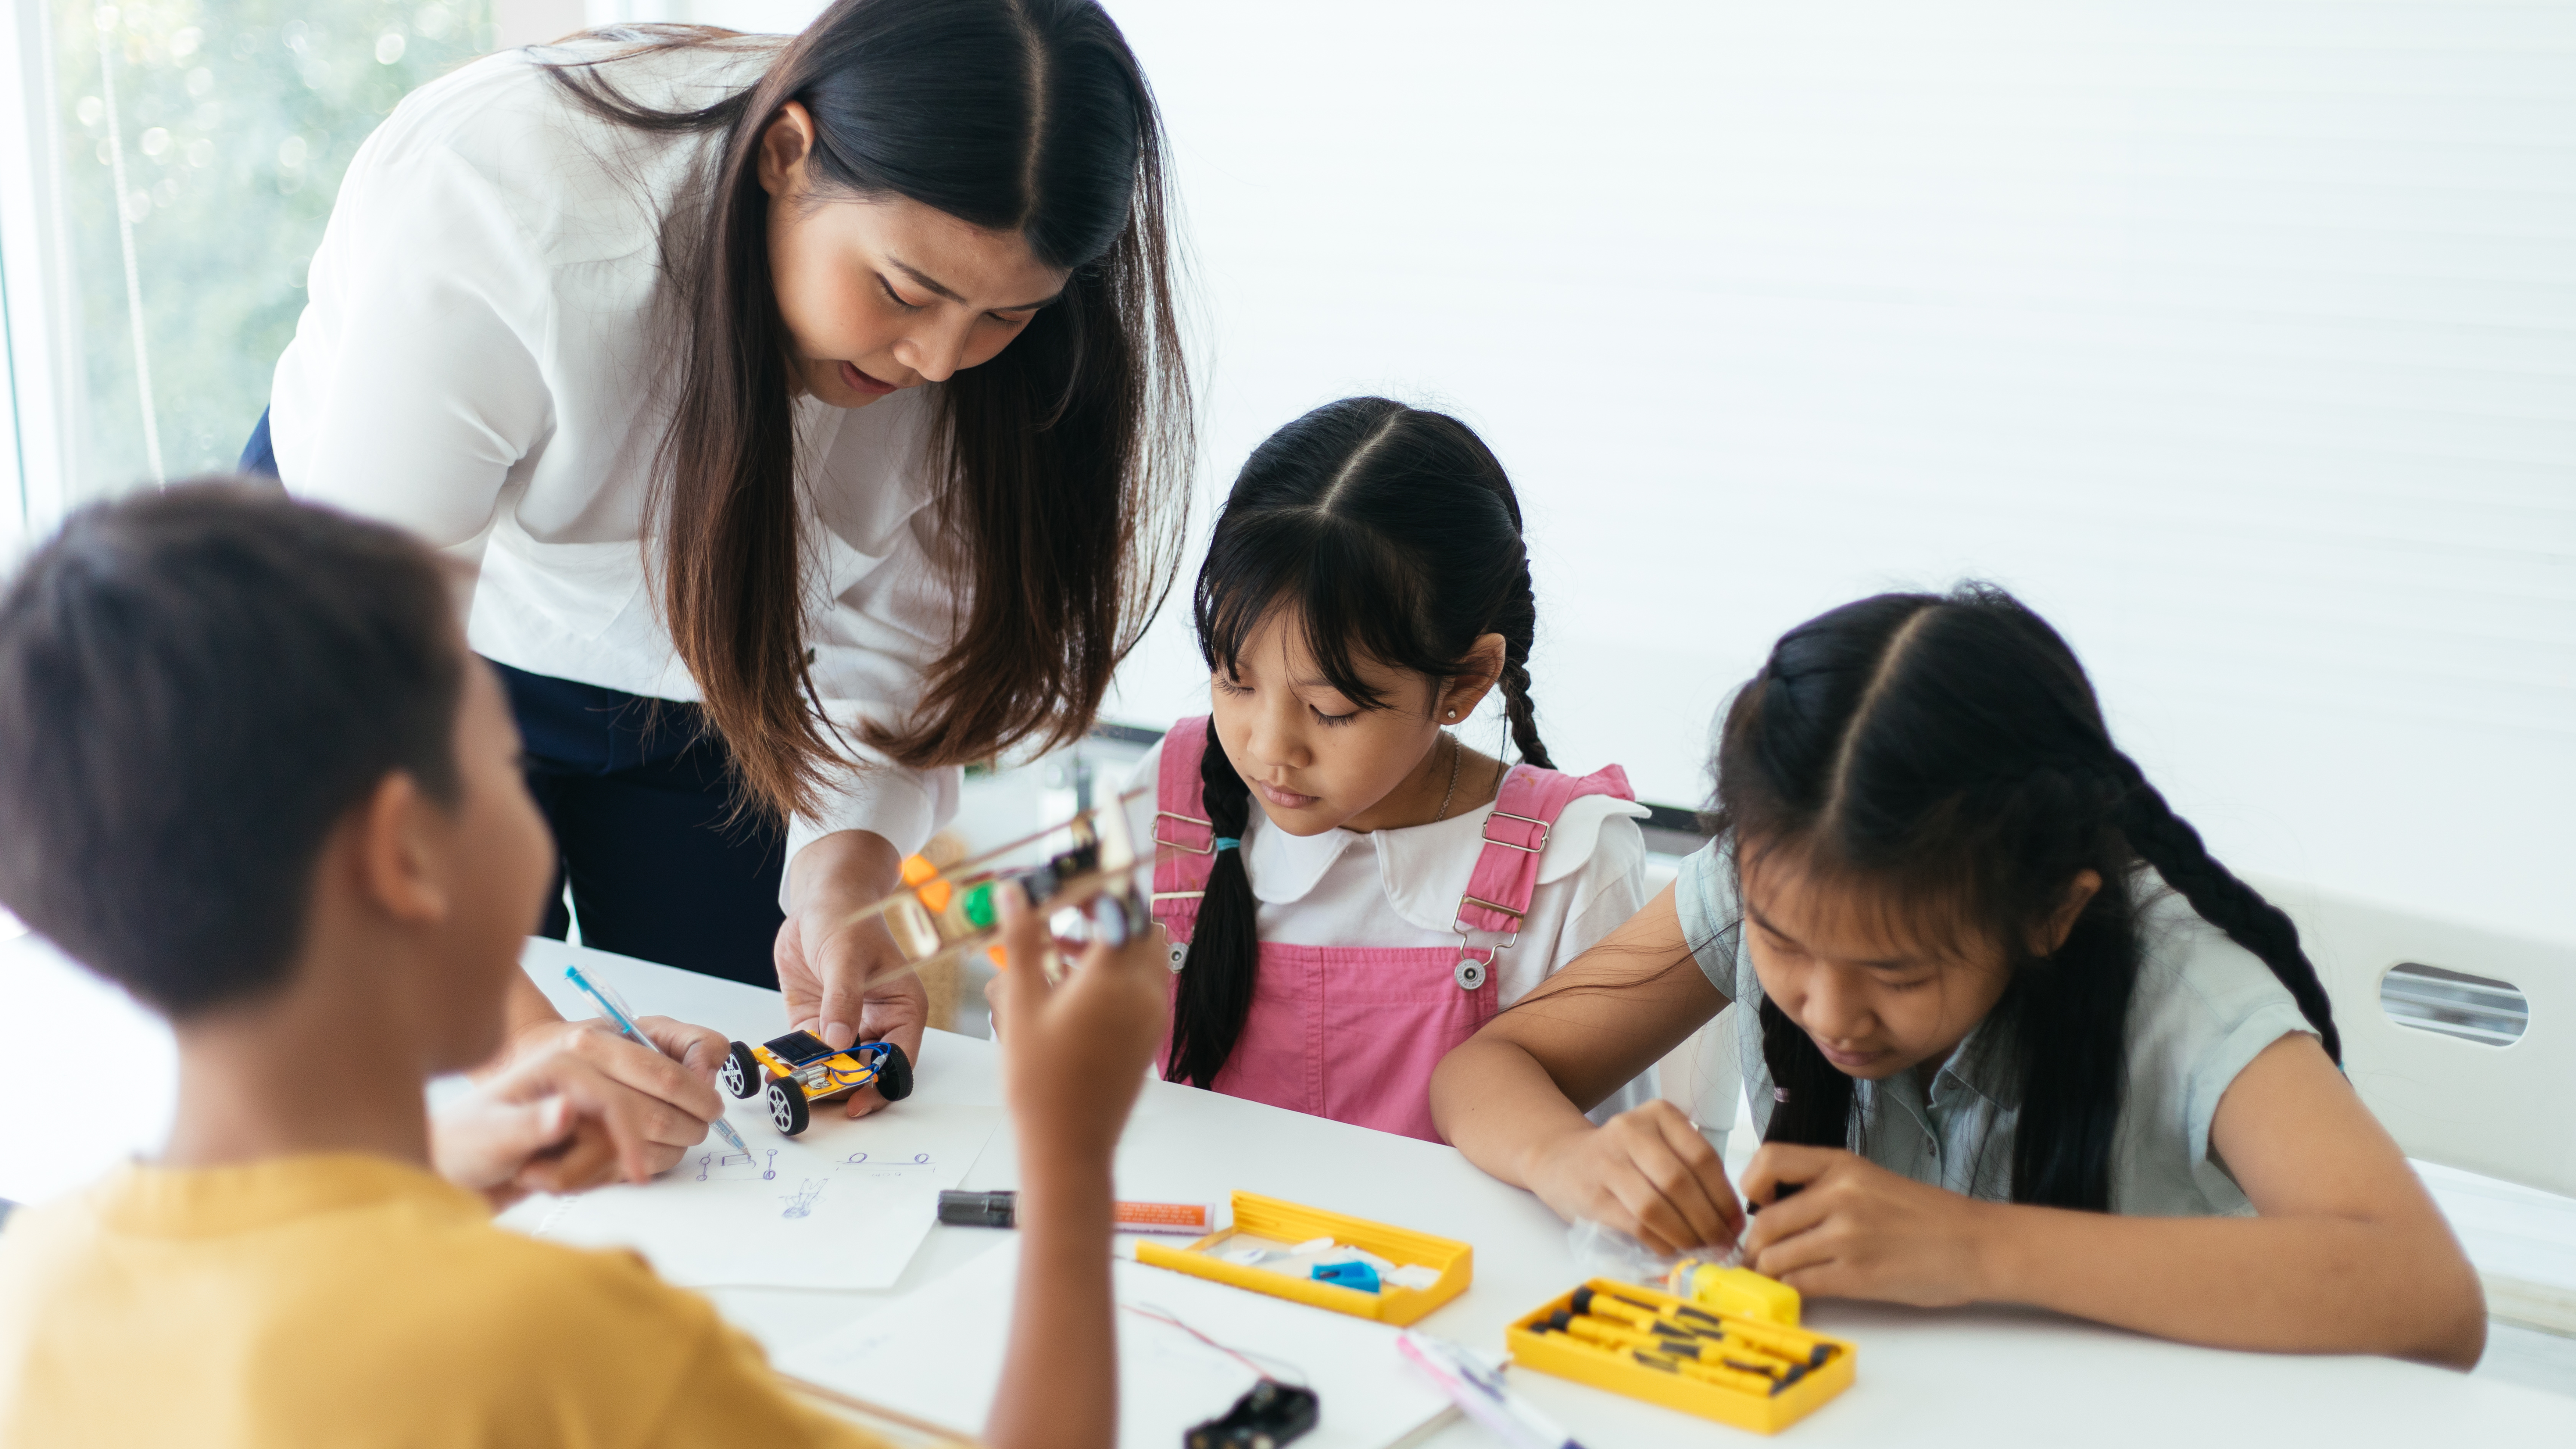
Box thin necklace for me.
[1430,731,1463,823]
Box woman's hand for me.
[1737,1143,1999,1306]
[437,1041,691,1207]
[777,828,930,1119]
[1523,1100,1744,1258]
[484,996,730,1183]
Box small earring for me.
[1445,709,1458,720]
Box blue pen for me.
[562,963,754,1159]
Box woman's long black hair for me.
[1165,398,1551,1089]
[536,1,1189,819]
[1720,585,2339,1210]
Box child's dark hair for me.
[0,483,468,1017]
[1166,397,1548,1089]
[1719,584,2337,1211]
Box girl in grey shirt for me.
[1431,585,2483,1367]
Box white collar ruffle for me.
[1242,794,1648,933]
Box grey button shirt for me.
[1675,837,2318,1215]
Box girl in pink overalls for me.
[1124,397,1652,1143]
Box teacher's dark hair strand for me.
[538,0,1190,818]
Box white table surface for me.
[6,930,2573,1446]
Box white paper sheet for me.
[498,1101,999,1289]
[776,1239,1460,1449]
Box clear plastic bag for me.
[1564,1217,1683,1284]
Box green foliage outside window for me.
[53,0,497,493]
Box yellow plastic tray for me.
[1133,1191,1471,1326]
[1507,1278,1855,1434]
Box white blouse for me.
[1123,739,1658,1116]
[270,37,958,870]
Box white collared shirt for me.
[1125,739,1658,1116]
[270,37,957,871]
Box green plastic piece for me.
[964,881,996,929]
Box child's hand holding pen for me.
[431,1047,654,1208]
[481,1010,730,1183]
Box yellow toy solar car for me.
[722,1031,914,1136]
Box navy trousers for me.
[497,662,788,989]
[239,408,278,477]
[243,409,786,987]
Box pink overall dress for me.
[1149,717,1636,1142]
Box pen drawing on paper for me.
[696,1147,781,1182]
[498,1101,1002,1290]
[781,1179,828,1218]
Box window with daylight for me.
[39,0,495,496]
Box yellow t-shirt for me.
[0,1154,894,1448]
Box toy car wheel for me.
[720,1042,759,1099]
[871,1042,915,1103]
[765,1075,810,1136]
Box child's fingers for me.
[993,880,1036,950]
[1738,1173,1836,1258]
[981,973,1009,1039]
[614,1112,666,1182]
[1606,1181,1702,1259]
[1739,1142,1841,1210]
[1746,1218,1846,1288]
[430,1090,570,1191]
[558,1024,724,1126]
[516,1117,621,1196]
[992,883,1048,1015]
[1593,1104,1736,1249]
[1092,905,1174,990]
[634,1015,729,1085]
[1599,1143,1732,1252]
[1646,1104,1744,1240]
[1630,1159,1733,1252]
[1620,1168,1729,1255]
[1052,909,1171,1050]
[1044,894,1162,995]
[489,1094,574,1166]
[490,1037,700,1184]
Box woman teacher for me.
[258,0,1189,1170]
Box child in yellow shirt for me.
[0,484,1167,1448]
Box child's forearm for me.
[1975,1201,2486,1367]
[983,1152,1120,1449]
[501,969,566,1037]
[1430,1036,1597,1187]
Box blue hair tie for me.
[1213,836,1242,852]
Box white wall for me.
[568,1,2576,945]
